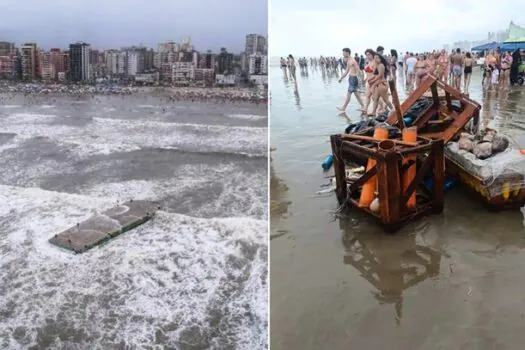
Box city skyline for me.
[0,35,268,85]
[0,0,268,53]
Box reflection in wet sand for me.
[339,217,441,325]
[270,159,291,239]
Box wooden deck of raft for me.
[49,200,158,253]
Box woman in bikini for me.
[414,54,428,88]
[361,49,385,115]
[500,51,512,90]
[370,53,394,116]
[435,51,447,82]
[390,49,398,80]
[463,52,473,94]
[426,53,435,77]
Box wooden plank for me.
[348,165,379,194]
[414,106,439,129]
[441,104,478,143]
[49,200,158,253]
[384,153,401,224]
[388,79,405,129]
[385,75,437,125]
[432,140,445,212]
[331,135,347,200]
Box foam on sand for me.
[0,185,268,349]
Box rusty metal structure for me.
[331,134,444,232]
[331,75,481,232]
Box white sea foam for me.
[1,105,21,109]
[40,105,55,109]
[227,114,267,121]
[0,185,268,349]
[0,113,268,157]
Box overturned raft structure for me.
[331,75,488,232]
[49,200,158,253]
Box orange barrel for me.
[402,127,418,208]
[359,126,389,208]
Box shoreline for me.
[0,83,268,103]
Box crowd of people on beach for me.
[0,82,267,104]
[280,45,524,116]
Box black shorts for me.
[399,62,403,67]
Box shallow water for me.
[270,65,525,349]
[0,93,268,349]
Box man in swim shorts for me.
[451,48,464,90]
[337,48,364,111]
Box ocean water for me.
[0,93,268,349]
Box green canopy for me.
[505,21,525,43]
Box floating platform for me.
[49,200,158,253]
[445,143,525,210]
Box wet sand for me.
[270,65,525,349]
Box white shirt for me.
[406,57,417,72]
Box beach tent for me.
[501,21,525,51]
[500,42,525,51]
[471,42,500,51]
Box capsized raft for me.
[49,200,158,253]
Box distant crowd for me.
[280,46,524,116]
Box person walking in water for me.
[405,53,417,88]
[287,55,296,81]
[463,52,473,94]
[337,48,364,111]
[450,48,464,91]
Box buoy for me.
[322,154,334,170]
[359,126,388,208]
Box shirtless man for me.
[337,48,364,111]
[450,48,464,91]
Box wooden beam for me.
[348,165,379,194]
[386,75,437,125]
[331,135,347,200]
[388,79,405,129]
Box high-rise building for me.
[199,51,215,69]
[0,42,15,56]
[126,51,143,76]
[21,43,37,81]
[50,48,66,79]
[216,48,234,74]
[39,51,54,81]
[0,54,15,78]
[69,42,90,81]
[248,54,268,75]
[89,49,100,65]
[172,62,195,84]
[245,34,267,55]
[144,49,155,71]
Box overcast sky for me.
[0,0,267,53]
[271,0,520,56]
